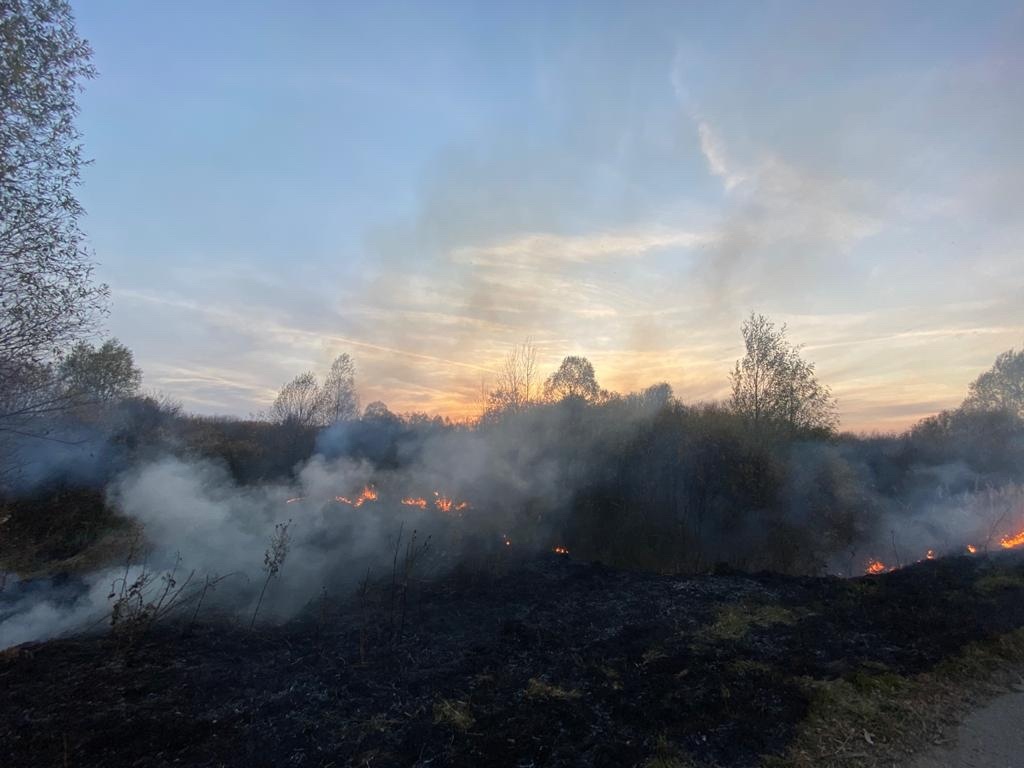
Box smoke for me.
[1,425,115,497]
[3,394,1023,650]
[0,573,118,648]
[0,399,654,648]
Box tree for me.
[486,340,538,415]
[0,1,106,383]
[362,400,400,424]
[270,372,322,427]
[319,352,359,423]
[543,355,600,403]
[730,313,837,433]
[963,346,1024,418]
[58,338,142,402]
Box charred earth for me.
[3,552,1024,768]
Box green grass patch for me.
[974,571,1024,594]
[703,602,797,641]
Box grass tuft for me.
[703,602,797,641]
[525,677,581,700]
[432,698,474,731]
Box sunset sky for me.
[71,1,1023,432]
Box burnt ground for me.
[3,552,1024,768]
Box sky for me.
[70,1,1023,432]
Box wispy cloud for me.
[453,228,714,266]
[697,122,747,191]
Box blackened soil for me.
[3,553,1024,768]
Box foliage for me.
[58,337,142,402]
[268,353,359,427]
[543,355,600,403]
[270,371,322,427]
[0,0,107,402]
[963,345,1024,418]
[730,313,837,434]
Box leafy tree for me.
[730,313,837,433]
[319,352,359,423]
[270,372,322,427]
[58,338,142,402]
[362,400,398,423]
[486,340,538,415]
[963,346,1024,418]
[0,1,106,384]
[543,355,601,403]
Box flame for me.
[502,534,511,547]
[553,546,569,555]
[925,549,936,560]
[967,544,978,554]
[1000,529,1024,549]
[402,492,469,513]
[335,485,378,507]
[432,492,469,514]
[866,560,886,575]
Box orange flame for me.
[1000,529,1024,549]
[401,497,428,509]
[866,560,886,575]
[335,485,378,507]
[432,492,469,514]
[967,544,978,554]
[925,549,936,560]
[553,546,569,555]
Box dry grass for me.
[703,602,798,641]
[525,677,581,700]
[432,699,474,731]
[0,520,141,578]
[769,629,1024,768]
[642,733,705,768]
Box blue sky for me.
[72,1,1023,430]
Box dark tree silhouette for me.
[270,372,322,427]
[543,356,600,403]
[58,338,142,402]
[486,340,538,416]
[963,346,1024,418]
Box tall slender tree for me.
[1,1,107,438]
[319,353,359,423]
[0,1,106,378]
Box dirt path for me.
[910,687,1024,768]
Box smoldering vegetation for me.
[2,360,1024,650]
